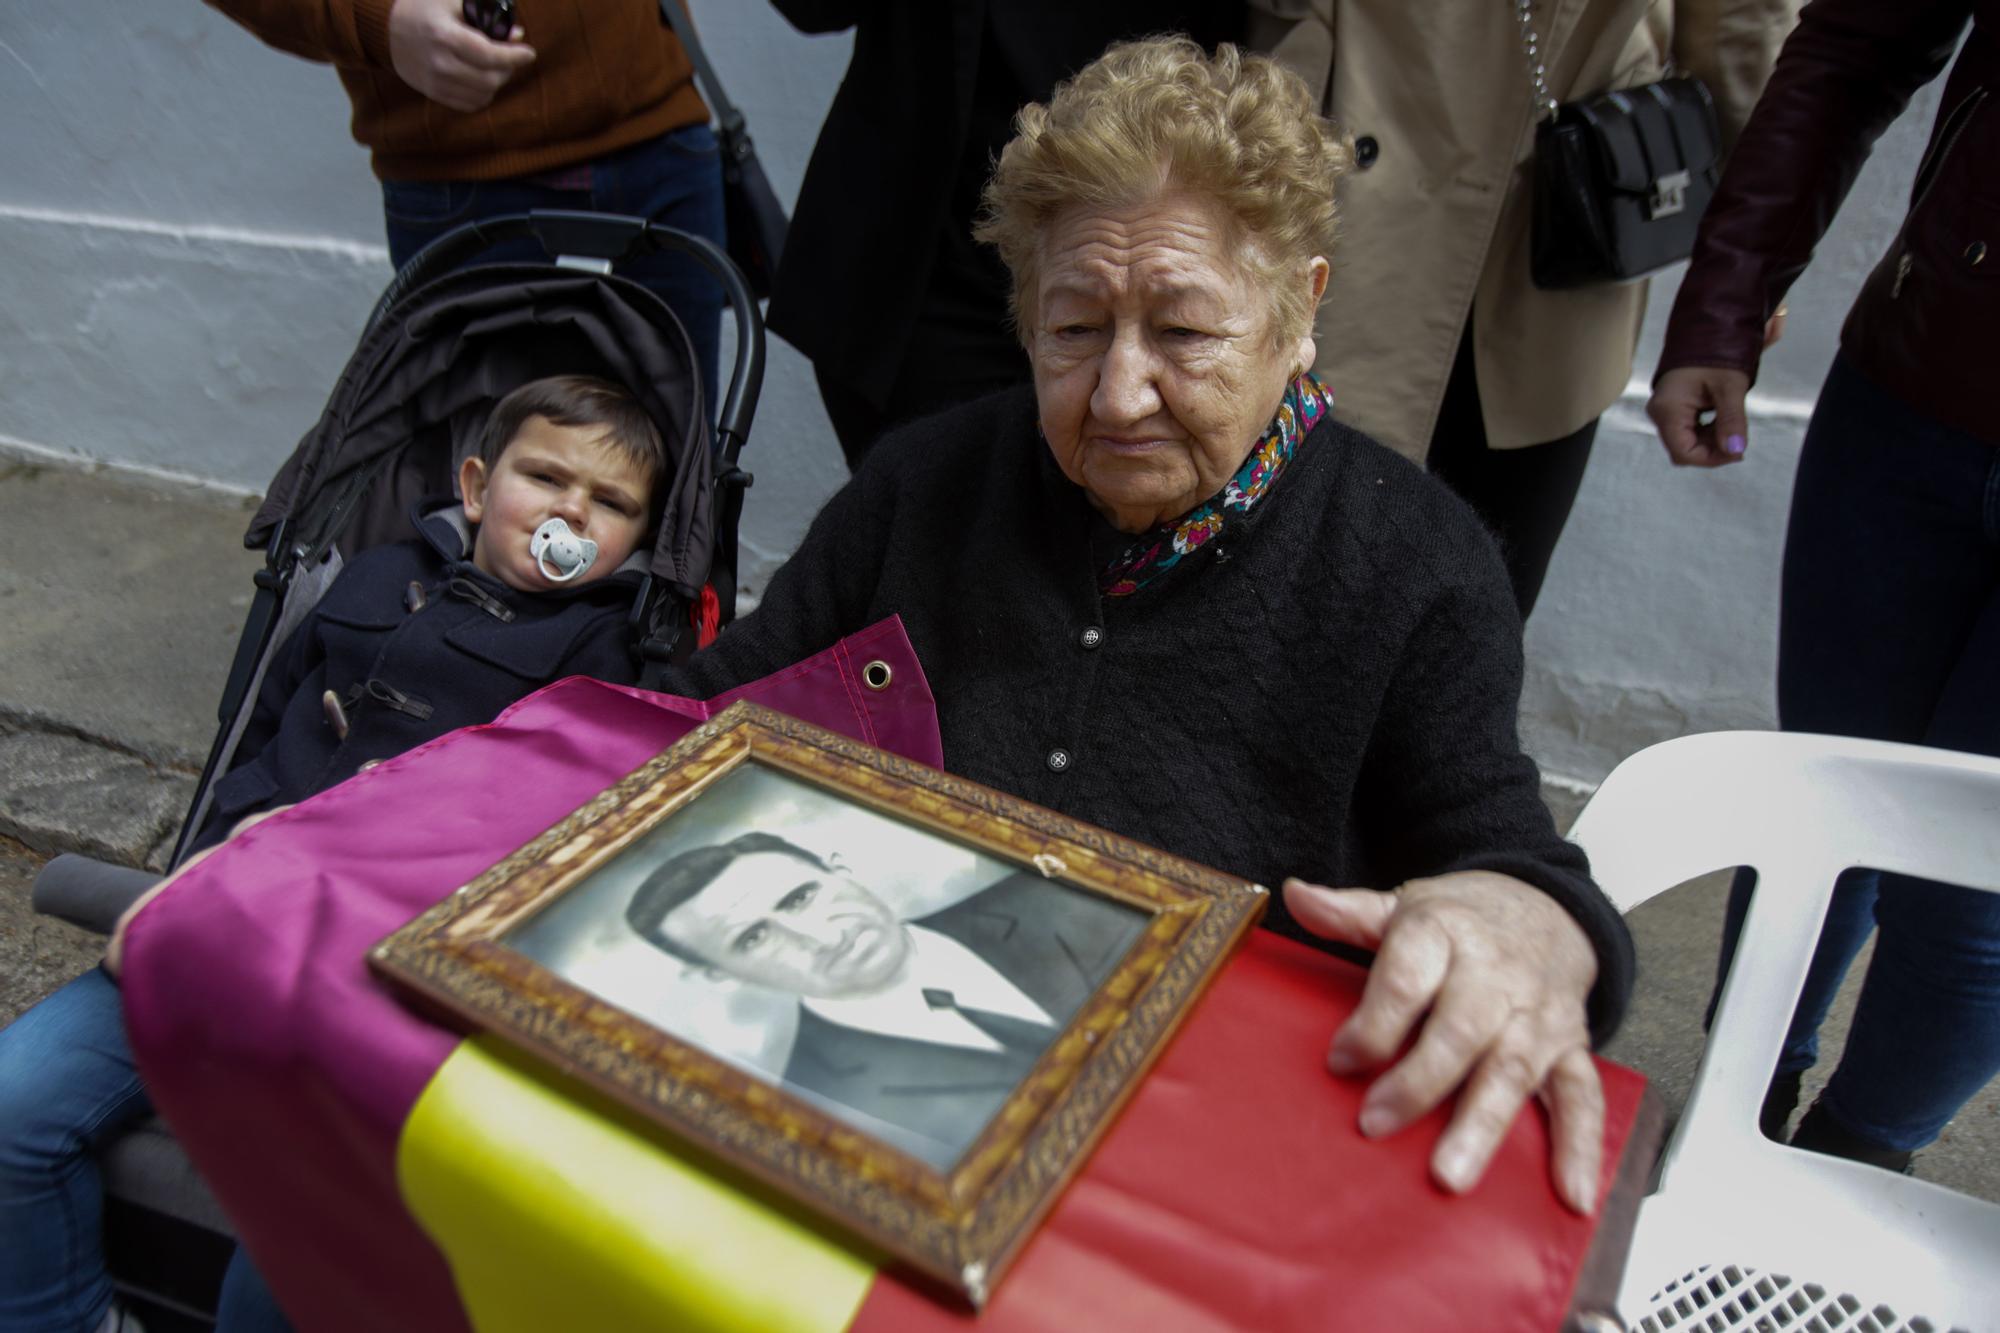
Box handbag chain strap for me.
[1512,0,1560,120]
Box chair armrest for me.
[31,853,161,935]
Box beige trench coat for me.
[1253,0,1797,460]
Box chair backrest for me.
[1568,731,2000,1333]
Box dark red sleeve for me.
[1656,0,1970,381]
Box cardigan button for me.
[1079,626,1104,650]
[1968,240,1987,266]
[1354,135,1379,168]
[1046,748,1072,773]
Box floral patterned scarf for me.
[1098,372,1331,598]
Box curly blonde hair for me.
[975,36,1350,347]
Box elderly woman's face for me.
[1030,193,1323,533]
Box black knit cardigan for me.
[668,387,1633,1042]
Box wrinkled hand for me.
[388,0,535,112]
[104,806,293,979]
[1284,871,1604,1214]
[1648,365,1753,468]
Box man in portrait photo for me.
[625,831,1145,1168]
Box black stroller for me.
[178,210,766,865]
[32,211,766,1328]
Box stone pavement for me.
[0,833,100,1021]
[0,455,1993,1212]
[0,459,260,866]
[0,458,258,1021]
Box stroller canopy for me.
[247,265,714,599]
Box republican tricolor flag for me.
[123,624,1645,1332]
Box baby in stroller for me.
[0,373,666,1333]
[184,373,665,857]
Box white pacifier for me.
[529,516,598,583]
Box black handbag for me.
[659,0,788,299]
[1515,2,1722,289]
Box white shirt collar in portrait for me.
[801,924,1055,1053]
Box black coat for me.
[664,387,1636,1044]
[767,1,1246,409]
[781,872,1145,1169]
[195,503,643,850]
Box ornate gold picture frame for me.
[370,699,1266,1306]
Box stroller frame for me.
[170,210,766,871]
[25,210,767,1330]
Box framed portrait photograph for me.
[371,700,1267,1306]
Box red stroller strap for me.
[691,583,722,648]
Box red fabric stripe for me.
[849,934,1646,1332]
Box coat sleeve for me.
[1356,552,1634,1046]
[203,0,395,69]
[229,595,332,776]
[1656,0,1970,380]
[1671,0,1804,150]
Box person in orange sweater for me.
[209,0,726,403]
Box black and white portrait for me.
[505,763,1147,1169]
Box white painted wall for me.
[0,2,850,593]
[0,4,1943,785]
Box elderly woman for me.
[670,36,1630,1213]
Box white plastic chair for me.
[1568,731,2000,1333]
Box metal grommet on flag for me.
[861,660,893,691]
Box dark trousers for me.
[1426,324,1598,620]
[1713,353,2000,1152]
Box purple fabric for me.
[120,618,938,1331]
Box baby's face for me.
[459,416,655,592]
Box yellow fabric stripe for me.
[398,1036,878,1333]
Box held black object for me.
[1513,0,1721,289]
[658,0,789,300]
[461,0,515,42]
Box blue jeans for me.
[380,124,727,413]
[1714,354,2000,1152]
[0,968,289,1331]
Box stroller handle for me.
[363,211,764,468]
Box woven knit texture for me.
[669,386,1633,1041]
